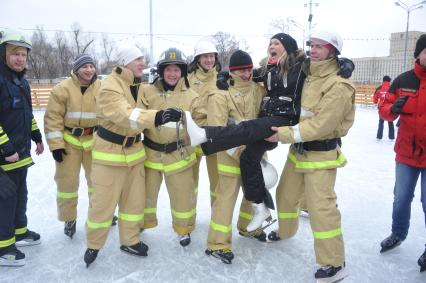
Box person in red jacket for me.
[374,75,394,140]
[378,33,426,273]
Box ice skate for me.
[205,248,234,264]
[418,250,426,272]
[246,202,272,232]
[267,230,281,242]
[178,233,191,247]
[15,230,41,247]
[84,248,99,268]
[239,229,267,242]
[120,241,149,257]
[111,215,118,226]
[380,234,402,253]
[315,263,347,283]
[64,220,76,239]
[182,111,207,146]
[0,245,25,267]
[299,210,310,218]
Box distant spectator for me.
[374,75,394,140]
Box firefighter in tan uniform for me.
[142,48,199,246]
[265,31,355,282]
[205,50,266,264]
[84,44,182,267]
[187,39,220,205]
[44,54,100,239]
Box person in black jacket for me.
[0,29,44,267]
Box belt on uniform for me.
[97,126,141,148]
[65,126,97,137]
[295,138,341,151]
[143,136,184,153]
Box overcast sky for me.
[1,0,426,66]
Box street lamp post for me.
[394,0,425,71]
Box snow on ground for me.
[1,107,425,283]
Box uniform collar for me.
[309,58,338,78]
[113,66,135,85]
[414,61,426,80]
[194,66,217,82]
[230,73,253,93]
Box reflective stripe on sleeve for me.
[1,157,33,171]
[129,108,143,129]
[292,125,303,143]
[45,131,63,139]
[65,112,97,119]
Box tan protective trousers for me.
[193,153,219,207]
[144,166,196,235]
[275,159,345,267]
[207,173,254,251]
[86,163,145,249]
[55,143,92,222]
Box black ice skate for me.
[120,241,149,257]
[0,245,25,267]
[84,248,99,268]
[205,248,234,264]
[179,233,191,247]
[380,234,402,253]
[239,229,267,242]
[111,215,118,226]
[64,220,76,239]
[418,250,426,272]
[15,230,41,247]
[315,263,347,283]
[267,230,281,242]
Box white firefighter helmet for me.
[261,159,279,190]
[310,30,343,55]
[194,40,218,58]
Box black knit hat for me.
[73,54,95,73]
[229,50,253,71]
[414,34,426,58]
[271,33,298,54]
[383,75,391,82]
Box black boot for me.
[120,241,149,256]
[239,230,267,242]
[380,234,402,253]
[314,263,347,282]
[418,250,426,272]
[84,248,99,268]
[111,215,118,226]
[0,245,25,267]
[64,220,76,239]
[15,230,41,247]
[179,234,191,247]
[205,248,234,264]
[267,230,281,241]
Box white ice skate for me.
[246,202,272,232]
[0,248,25,267]
[182,111,207,146]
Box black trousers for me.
[377,118,394,139]
[202,115,292,205]
[0,168,28,253]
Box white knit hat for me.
[116,44,144,66]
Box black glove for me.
[391,96,409,115]
[0,170,16,199]
[52,148,67,163]
[252,68,264,83]
[337,57,355,79]
[155,108,182,127]
[31,129,43,144]
[216,71,230,90]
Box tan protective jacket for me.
[208,74,265,176]
[276,58,356,171]
[188,66,217,127]
[92,67,157,167]
[142,78,199,175]
[44,73,100,151]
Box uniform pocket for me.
[395,135,414,159]
[400,91,418,114]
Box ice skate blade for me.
[380,241,401,253]
[316,269,348,283]
[15,239,41,247]
[205,250,232,264]
[0,257,25,267]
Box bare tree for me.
[54,31,73,77]
[27,27,58,79]
[70,22,95,56]
[213,31,239,70]
[98,34,116,74]
[269,18,290,34]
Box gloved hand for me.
[391,96,409,115]
[52,148,67,163]
[155,108,182,126]
[337,57,355,79]
[216,71,230,90]
[252,68,263,83]
[0,170,16,199]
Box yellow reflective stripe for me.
[87,219,111,229]
[288,152,347,169]
[88,187,94,194]
[217,163,240,175]
[15,227,27,235]
[0,237,15,248]
[278,212,299,219]
[194,186,198,194]
[1,157,33,171]
[57,191,78,199]
[118,212,144,222]
[210,191,217,198]
[144,207,157,214]
[239,211,253,220]
[63,133,93,149]
[31,119,39,131]
[144,153,196,173]
[210,220,232,233]
[92,149,146,163]
[313,228,342,239]
[195,145,203,156]
[0,135,9,145]
[171,208,196,219]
